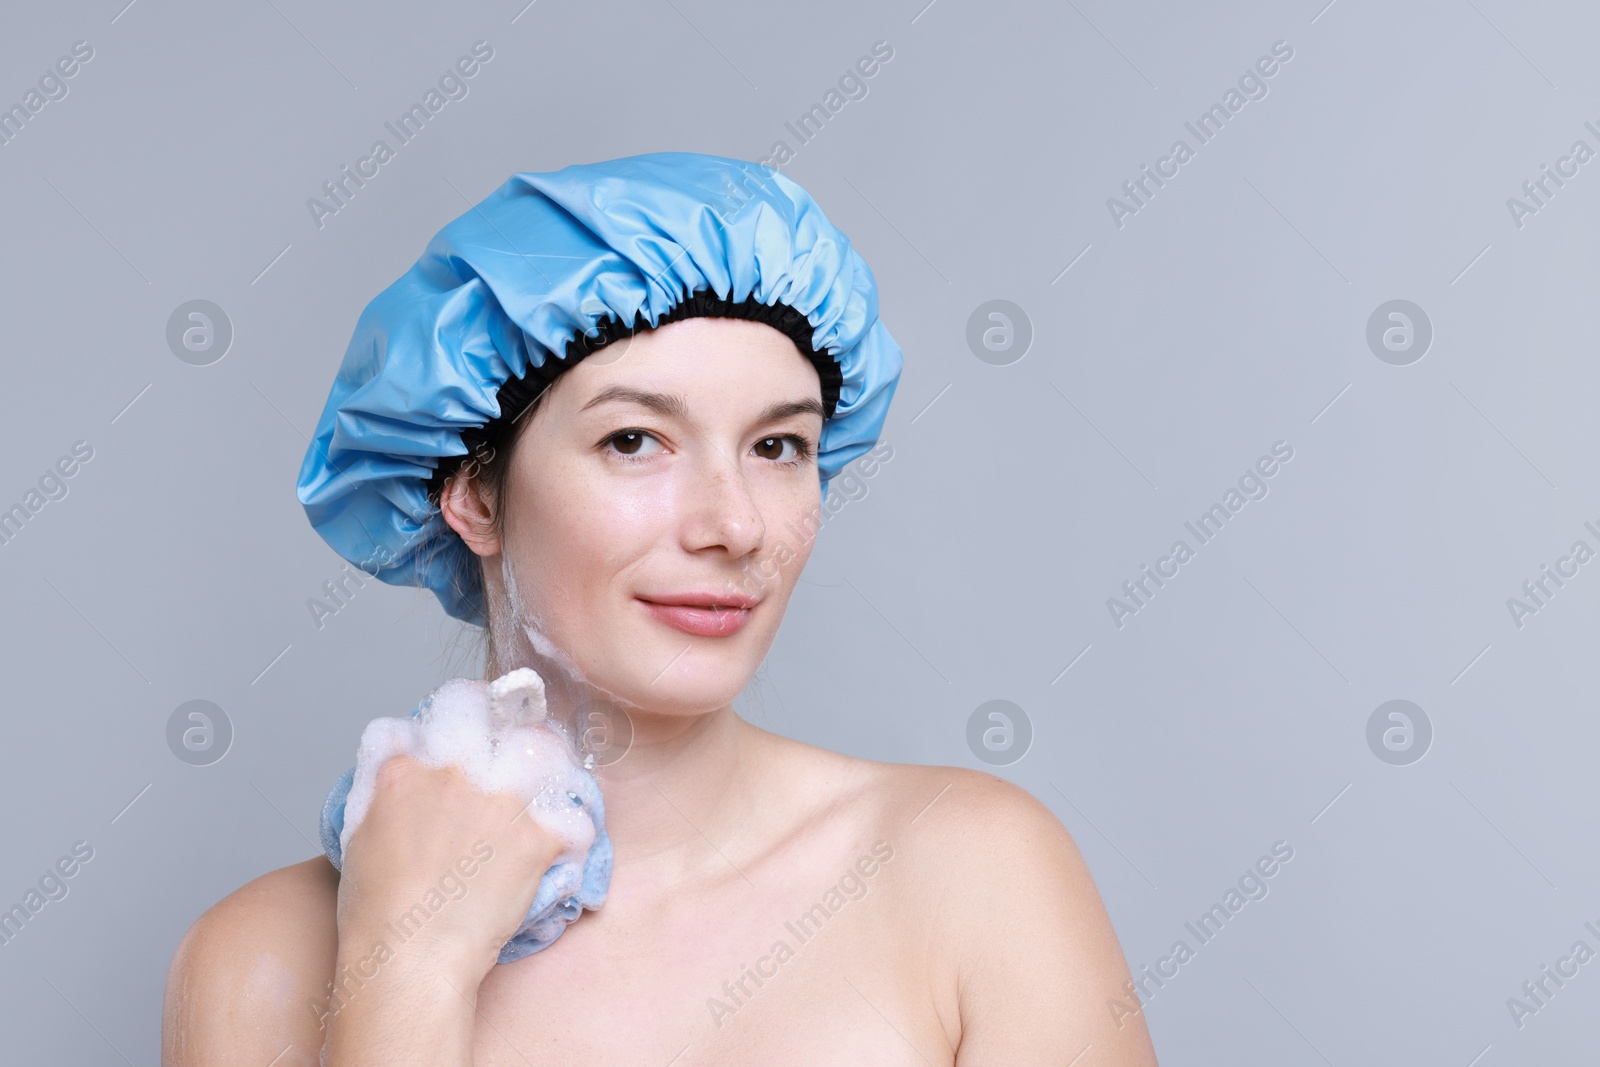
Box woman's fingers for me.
[337,754,565,984]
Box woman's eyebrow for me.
[578,386,824,424]
[578,386,689,418]
[754,398,826,424]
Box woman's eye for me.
[754,435,806,463]
[606,430,665,458]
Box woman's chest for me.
[471,849,957,1065]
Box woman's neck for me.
[484,637,775,893]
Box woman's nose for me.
[681,450,765,557]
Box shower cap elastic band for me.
[295,151,905,626]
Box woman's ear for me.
[438,469,501,558]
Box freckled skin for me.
[162,318,1160,1066]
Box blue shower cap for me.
[295,151,904,625]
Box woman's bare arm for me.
[922,771,1161,1066]
[162,858,343,1067]
[161,855,493,1067]
[164,757,562,1066]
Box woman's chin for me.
[502,611,771,715]
[589,645,759,717]
[628,673,754,717]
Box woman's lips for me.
[637,599,753,638]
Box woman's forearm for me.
[320,933,486,1067]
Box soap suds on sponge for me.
[322,665,613,962]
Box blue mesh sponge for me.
[317,700,614,964]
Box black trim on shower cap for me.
[426,291,839,504]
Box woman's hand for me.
[321,753,567,1065]
[333,752,565,985]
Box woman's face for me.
[465,316,826,716]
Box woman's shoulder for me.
[169,855,340,971]
[816,751,1160,1063]
[866,759,1086,883]
[872,759,1064,828]
[764,732,1080,879]
[162,856,339,1065]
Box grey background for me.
[0,0,1594,1063]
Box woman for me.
[162,153,1161,1065]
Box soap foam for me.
[339,667,599,867]
[499,553,589,686]
[492,552,649,752]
